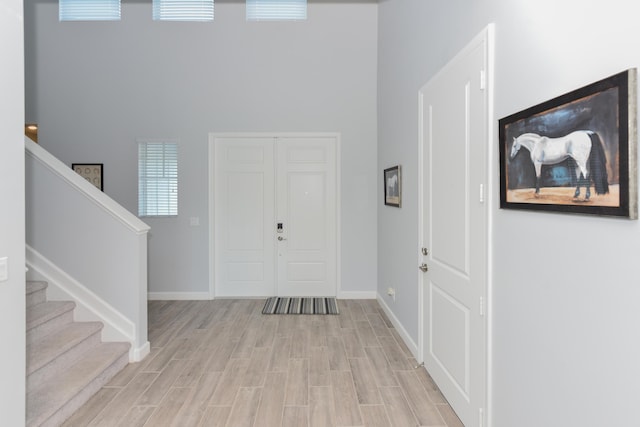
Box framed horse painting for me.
[499,69,638,218]
[384,165,401,207]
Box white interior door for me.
[276,137,337,297]
[419,26,492,427]
[213,134,338,298]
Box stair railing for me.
[25,137,150,361]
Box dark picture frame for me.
[499,69,637,218]
[384,165,402,207]
[72,163,104,191]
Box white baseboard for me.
[131,341,150,362]
[376,294,420,359]
[337,290,377,299]
[25,246,145,361]
[148,291,212,301]
[148,291,376,300]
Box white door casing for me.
[418,25,493,427]
[211,133,339,298]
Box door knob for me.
[278,236,287,241]
[419,263,429,272]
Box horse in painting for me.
[387,173,398,197]
[510,130,609,200]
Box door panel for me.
[288,173,325,250]
[277,137,337,297]
[226,172,268,250]
[431,282,470,396]
[286,262,325,282]
[430,83,470,275]
[214,137,275,297]
[419,26,491,427]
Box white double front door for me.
[212,134,338,298]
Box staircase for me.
[26,281,131,427]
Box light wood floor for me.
[62,299,463,427]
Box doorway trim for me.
[417,24,495,426]
[208,132,342,299]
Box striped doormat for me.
[262,297,339,315]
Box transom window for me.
[152,0,214,21]
[246,0,307,21]
[59,0,121,21]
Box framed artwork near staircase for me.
[72,163,103,191]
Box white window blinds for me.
[246,0,307,21]
[138,140,178,217]
[153,0,214,21]
[59,0,121,21]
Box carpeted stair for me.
[25,281,130,427]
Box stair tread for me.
[27,341,130,427]
[26,280,48,295]
[27,321,103,375]
[27,300,75,331]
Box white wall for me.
[25,0,378,297]
[0,0,26,423]
[378,0,640,426]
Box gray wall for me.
[0,0,26,423]
[378,0,640,425]
[25,0,378,297]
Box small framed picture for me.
[72,163,103,191]
[384,165,402,207]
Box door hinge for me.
[479,296,485,316]
[479,407,484,427]
[480,70,486,90]
[479,183,485,203]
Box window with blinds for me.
[152,0,214,21]
[246,0,307,21]
[138,140,178,217]
[59,0,121,21]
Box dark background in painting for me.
[505,87,619,190]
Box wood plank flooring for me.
[62,299,463,427]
